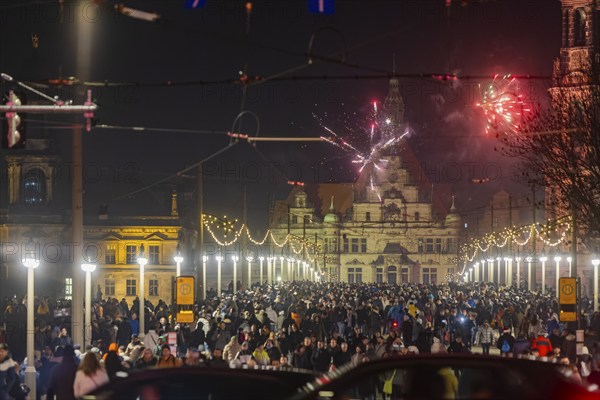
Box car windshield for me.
[316,364,534,400]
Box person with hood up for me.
[222,336,241,362]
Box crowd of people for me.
[1,280,600,399]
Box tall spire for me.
[383,53,405,125]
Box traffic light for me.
[2,90,26,149]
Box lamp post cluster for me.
[463,256,600,311]
[209,255,318,295]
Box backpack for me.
[501,339,510,353]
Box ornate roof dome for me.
[323,196,339,223]
[445,196,461,228]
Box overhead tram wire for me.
[112,141,239,201]
[26,73,552,90]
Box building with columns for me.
[270,77,461,284]
[0,138,187,304]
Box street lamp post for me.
[174,245,183,278]
[202,256,207,300]
[505,258,513,287]
[592,259,600,312]
[137,246,148,338]
[216,256,223,295]
[81,263,96,347]
[480,260,486,282]
[232,256,239,292]
[496,257,501,284]
[539,256,547,294]
[567,257,572,277]
[554,256,561,297]
[259,257,264,284]
[302,262,307,280]
[515,257,521,289]
[487,259,494,284]
[526,257,533,291]
[23,257,40,400]
[246,257,252,289]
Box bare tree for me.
[496,84,600,243]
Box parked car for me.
[86,366,315,400]
[291,354,600,400]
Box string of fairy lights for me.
[455,215,572,277]
[202,214,321,264]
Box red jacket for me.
[532,336,553,357]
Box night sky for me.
[0,0,561,230]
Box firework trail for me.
[318,101,410,201]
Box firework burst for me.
[319,101,410,201]
[477,74,530,135]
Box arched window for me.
[22,168,46,204]
[574,8,587,46]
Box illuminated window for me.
[65,278,72,300]
[400,267,410,284]
[423,268,437,284]
[149,245,160,264]
[435,238,442,253]
[126,279,137,296]
[351,238,359,253]
[126,245,137,264]
[105,277,115,296]
[425,238,434,253]
[149,279,159,296]
[348,267,362,284]
[22,168,46,204]
[105,245,116,264]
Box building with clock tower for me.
[270,76,461,283]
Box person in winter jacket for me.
[311,340,330,372]
[576,346,597,379]
[0,343,17,400]
[496,329,515,356]
[512,333,530,356]
[47,345,78,400]
[222,336,241,363]
[531,334,553,357]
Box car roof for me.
[293,354,594,400]
[88,367,316,400]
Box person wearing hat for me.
[47,345,78,400]
[0,343,17,400]
[576,346,597,378]
[125,335,143,364]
